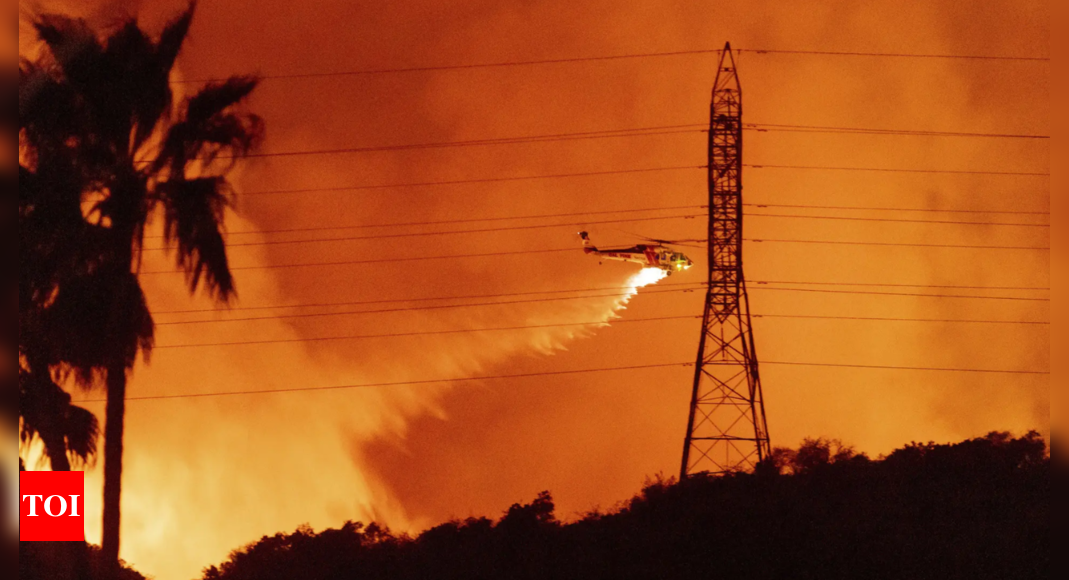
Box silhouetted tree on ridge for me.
[19,3,263,577]
[198,431,1048,580]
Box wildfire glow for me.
[77,244,675,580]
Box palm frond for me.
[153,77,262,174]
[40,269,155,385]
[159,177,235,301]
[19,63,79,142]
[156,3,197,80]
[185,77,259,126]
[64,405,100,468]
[102,21,157,150]
[32,14,104,88]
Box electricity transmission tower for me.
[680,43,771,478]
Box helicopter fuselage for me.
[579,231,693,275]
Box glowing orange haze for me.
[20,1,1049,579]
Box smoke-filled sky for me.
[19,1,1049,578]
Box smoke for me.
[17,0,1049,578]
[89,237,669,576]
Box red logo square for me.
[19,471,86,542]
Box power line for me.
[152,281,696,315]
[151,279,1049,317]
[142,248,577,274]
[152,314,699,349]
[739,47,1047,61]
[762,360,1049,374]
[234,163,1047,199]
[749,286,1049,302]
[746,123,1049,140]
[76,362,697,403]
[239,165,707,196]
[144,201,1051,242]
[144,121,1049,168]
[753,280,1050,291]
[155,288,702,325]
[178,46,1048,84]
[752,314,1048,325]
[152,286,1049,327]
[748,213,1046,228]
[150,284,1049,329]
[170,205,708,238]
[139,238,1052,275]
[146,306,1050,349]
[746,202,1049,216]
[229,122,1048,161]
[143,212,707,251]
[745,238,1049,251]
[141,211,1048,252]
[71,357,1050,404]
[239,126,706,159]
[746,164,1048,177]
[220,130,1053,174]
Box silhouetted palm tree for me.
[19,370,99,472]
[20,3,262,577]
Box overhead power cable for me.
[747,202,1049,216]
[152,314,699,349]
[137,211,1047,252]
[228,123,1047,161]
[239,165,707,196]
[76,363,697,403]
[150,284,1050,330]
[155,288,702,325]
[153,286,1049,327]
[152,281,700,314]
[162,205,708,238]
[141,211,1048,252]
[746,123,1049,140]
[138,238,1052,275]
[762,361,1049,374]
[142,212,707,251]
[178,46,1048,84]
[751,314,1048,325]
[145,201,1048,242]
[151,279,1049,316]
[142,121,1048,167]
[222,134,1053,175]
[752,280,1050,291]
[239,126,706,159]
[234,163,1047,200]
[743,48,1049,62]
[748,286,1049,302]
[743,238,1049,251]
[746,164,1048,177]
[72,358,1050,404]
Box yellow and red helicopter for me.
[579,231,694,275]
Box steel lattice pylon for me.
[680,43,771,478]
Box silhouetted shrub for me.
[200,431,1048,580]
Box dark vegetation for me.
[200,432,1048,580]
[19,542,148,580]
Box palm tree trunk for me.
[101,363,126,580]
[39,434,91,580]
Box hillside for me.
[201,432,1048,580]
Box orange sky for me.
[20,1,1050,578]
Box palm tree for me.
[20,4,262,576]
[19,367,100,472]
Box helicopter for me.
[578,231,694,275]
